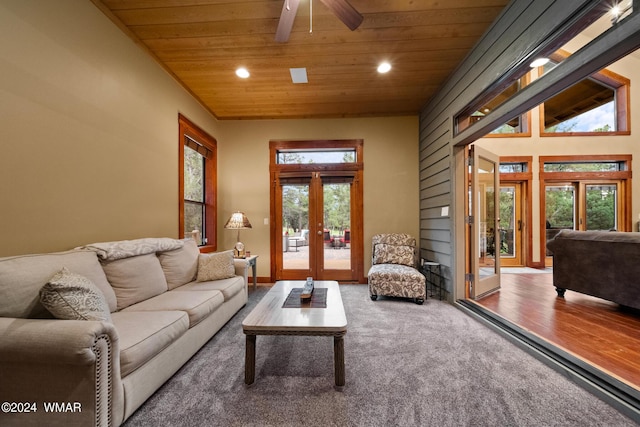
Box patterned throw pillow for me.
[373,243,415,267]
[40,267,112,322]
[196,250,235,282]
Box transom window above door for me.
[276,149,357,164]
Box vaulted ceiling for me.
[92,0,510,120]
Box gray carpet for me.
[123,285,637,426]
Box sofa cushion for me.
[0,250,117,318]
[158,239,200,290]
[101,253,168,310]
[39,267,112,322]
[196,250,235,282]
[110,310,189,377]
[368,263,426,300]
[373,243,415,267]
[178,276,244,302]
[121,290,223,327]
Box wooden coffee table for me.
[242,280,348,386]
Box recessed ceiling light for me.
[290,68,308,84]
[377,62,391,74]
[529,58,550,68]
[235,67,250,78]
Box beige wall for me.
[0,0,421,280]
[217,117,420,277]
[0,0,220,256]
[475,38,640,263]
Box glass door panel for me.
[545,184,575,260]
[499,184,524,266]
[545,185,576,231]
[585,184,617,230]
[469,145,501,299]
[322,181,352,273]
[281,183,311,274]
[499,186,516,259]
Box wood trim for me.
[499,156,532,267]
[178,114,218,252]
[540,50,631,136]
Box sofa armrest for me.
[233,259,250,286]
[0,318,123,427]
[0,317,118,363]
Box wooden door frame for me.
[499,156,532,267]
[269,140,364,283]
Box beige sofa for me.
[0,238,248,427]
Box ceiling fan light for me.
[235,67,250,78]
[377,62,391,74]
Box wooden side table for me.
[234,255,258,290]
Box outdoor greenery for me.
[281,152,352,236]
[545,185,616,230]
[184,147,205,239]
[586,186,617,230]
[282,185,309,234]
[323,183,350,233]
[281,183,351,236]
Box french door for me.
[270,140,364,283]
[499,183,524,266]
[467,145,501,299]
[275,173,357,281]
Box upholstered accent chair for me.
[367,233,426,304]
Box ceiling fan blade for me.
[275,0,300,43]
[318,0,363,31]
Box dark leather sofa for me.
[546,229,640,310]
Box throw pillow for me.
[158,239,200,290]
[40,267,112,322]
[196,250,235,282]
[101,252,168,311]
[373,243,415,267]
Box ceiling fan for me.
[275,0,364,43]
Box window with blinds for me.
[179,114,217,250]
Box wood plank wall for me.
[418,0,595,297]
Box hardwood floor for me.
[474,272,640,392]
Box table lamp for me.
[224,211,252,258]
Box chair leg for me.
[415,298,424,305]
[370,294,377,301]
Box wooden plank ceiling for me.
[93,0,510,120]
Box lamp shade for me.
[224,211,252,229]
